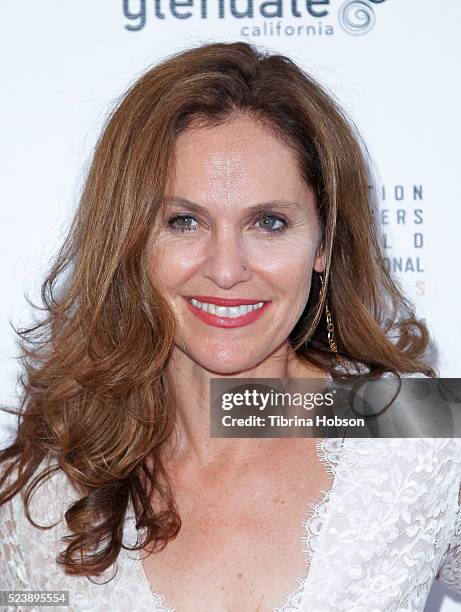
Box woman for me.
[1,41,460,612]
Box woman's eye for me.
[166,213,287,234]
[255,214,287,234]
[167,215,198,232]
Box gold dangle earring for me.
[319,273,344,364]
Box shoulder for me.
[1,458,77,529]
[0,460,78,558]
[0,461,141,607]
[0,459,69,591]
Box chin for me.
[207,363,252,376]
[193,348,260,376]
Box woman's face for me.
[148,115,325,375]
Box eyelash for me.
[166,213,288,235]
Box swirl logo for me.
[339,0,376,35]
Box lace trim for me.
[273,437,345,611]
[138,557,177,612]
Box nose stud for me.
[242,265,247,271]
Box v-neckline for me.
[126,434,347,612]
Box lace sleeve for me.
[0,493,30,592]
[436,486,461,594]
[0,463,76,612]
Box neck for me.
[161,343,328,469]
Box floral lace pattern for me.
[1,373,461,611]
[272,437,345,611]
[299,436,461,611]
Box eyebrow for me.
[164,196,304,215]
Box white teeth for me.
[215,306,229,317]
[190,299,265,318]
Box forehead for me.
[171,116,312,206]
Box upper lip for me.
[184,295,270,307]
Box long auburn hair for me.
[0,40,435,577]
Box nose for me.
[201,226,251,289]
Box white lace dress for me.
[1,376,461,611]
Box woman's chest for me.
[140,441,333,612]
[131,439,461,612]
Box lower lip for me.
[184,299,272,328]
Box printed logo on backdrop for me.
[338,0,386,35]
[122,0,387,38]
[371,183,426,297]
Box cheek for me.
[249,238,315,281]
[149,240,203,291]
[250,241,314,314]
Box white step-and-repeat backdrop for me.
[1,1,460,609]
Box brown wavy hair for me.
[0,40,436,578]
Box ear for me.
[313,242,326,273]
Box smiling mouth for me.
[183,296,271,328]
[189,298,265,318]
